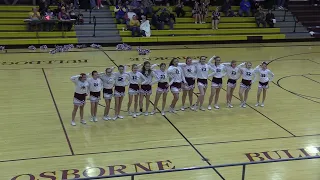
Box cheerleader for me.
[167,58,187,113]
[151,63,175,116]
[70,73,89,126]
[223,60,245,108]
[238,62,256,108]
[139,61,158,116]
[87,71,103,122]
[126,64,148,118]
[254,62,274,107]
[113,65,130,120]
[192,2,201,24]
[178,57,197,111]
[99,67,115,120]
[193,56,216,110]
[208,56,226,109]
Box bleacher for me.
[0,5,77,45]
[110,6,285,43]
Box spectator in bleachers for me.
[28,7,41,31]
[250,1,259,17]
[140,15,151,37]
[192,2,201,23]
[165,2,176,23]
[43,9,55,31]
[255,7,266,28]
[238,0,250,16]
[277,0,285,9]
[114,3,127,23]
[142,0,154,17]
[67,3,77,19]
[200,0,209,23]
[221,0,232,16]
[175,0,186,17]
[266,9,275,28]
[129,15,141,36]
[159,6,174,29]
[58,7,73,31]
[151,9,163,29]
[39,0,49,16]
[211,7,220,29]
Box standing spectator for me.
[114,3,127,23]
[96,0,104,9]
[255,7,266,28]
[90,0,96,9]
[58,7,73,31]
[28,7,41,31]
[211,7,220,29]
[265,9,275,28]
[238,0,251,17]
[221,0,232,16]
[200,0,209,24]
[129,15,141,36]
[140,15,151,37]
[192,2,201,23]
[142,0,153,17]
[175,0,185,17]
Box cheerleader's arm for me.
[70,75,80,83]
[208,55,216,65]
[268,70,275,82]
[151,71,159,85]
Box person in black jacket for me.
[265,9,275,28]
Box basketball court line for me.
[3,42,320,54]
[101,50,226,180]
[42,68,75,155]
[302,75,320,84]
[1,133,319,164]
[307,59,320,65]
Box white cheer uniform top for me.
[70,75,89,94]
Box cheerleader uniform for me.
[99,73,115,100]
[127,71,146,95]
[239,67,256,89]
[154,70,174,93]
[140,70,158,95]
[167,65,187,94]
[254,65,274,89]
[71,75,89,106]
[178,63,197,90]
[223,62,243,88]
[113,72,130,97]
[88,77,103,103]
[208,56,227,88]
[195,63,216,88]
[212,11,220,20]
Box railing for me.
[93,16,96,37]
[293,16,299,32]
[89,9,92,24]
[283,9,288,22]
[65,156,320,180]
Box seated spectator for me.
[165,3,176,23]
[200,0,209,24]
[129,0,143,18]
[175,0,185,17]
[129,15,141,36]
[58,7,73,31]
[28,7,41,31]
[159,7,174,29]
[250,1,259,17]
[226,9,236,16]
[38,0,49,16]
[140,15,151,37]
[221,0,232,16]
[42,9,55,31]
[255,7,266,28]
[265,9,275,28]
[67,3,77,19]
[239,0,251,17]
[211,7,220,29]
[114,3,127,24]
[142,0,154,17]
[151,9,163,30]
[125,7,137,27]
[192,2,201,24]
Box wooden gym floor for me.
[0,42,319,180]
